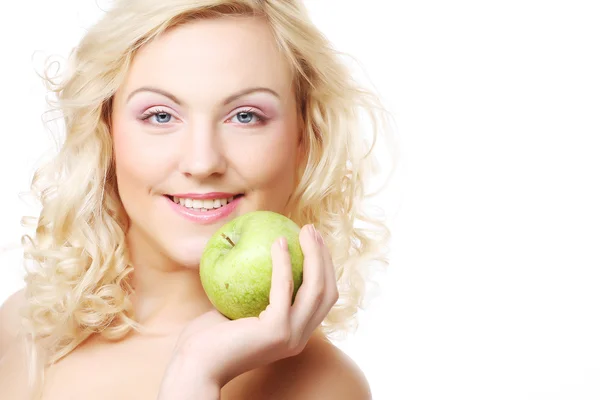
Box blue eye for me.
[140,109,173,125]
[232,111,261,124]
[227,108,268,127]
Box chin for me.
[173,253,203,269]
[159,236,207,269]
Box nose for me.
[177,121,227,179]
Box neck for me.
[124,227,215,332]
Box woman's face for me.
[110,16,303,269]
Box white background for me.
[1,1,599,399]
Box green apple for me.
[200,210,304,320]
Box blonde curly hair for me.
[18,0,396,396]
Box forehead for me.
[117,16,294,106]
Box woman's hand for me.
[156,224,339,399]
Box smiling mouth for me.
[165,194,244,211]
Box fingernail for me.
[279,237,287,249]
[309,224,317,239]
[312,225,323,244]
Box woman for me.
[0,0,394,398]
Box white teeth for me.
[172,196,236,210]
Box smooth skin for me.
[0,15,371,400]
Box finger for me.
[268,236,294,316]
[321,237,339,308]
[303,240,339,341]
[291,224,325,331]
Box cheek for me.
[112,124,176,188]
[230,131,298,185]
[113,131,171,198]
[113,140,146,195]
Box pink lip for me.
[166,195,242,224]
[171,192,239,200]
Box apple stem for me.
[221,233,235,247]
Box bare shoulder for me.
[0,289,31,399]
[0,288,26,358]
[280,332,371,399]
[225,331,371,400]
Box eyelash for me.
[139,107,266,126]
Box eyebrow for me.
[126,86,280,106]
